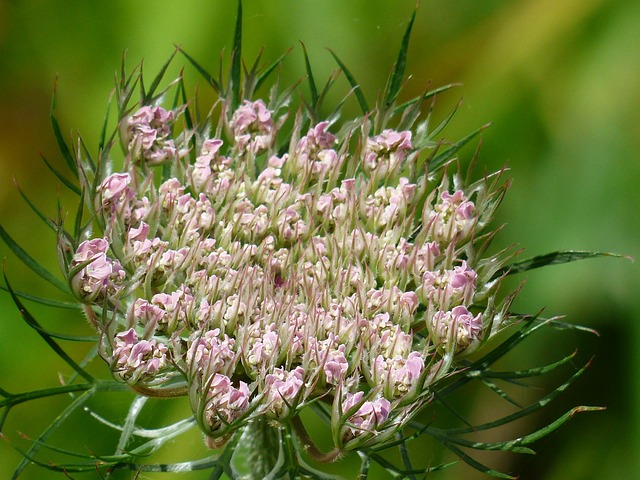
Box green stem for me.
[292,415,344,463]
[228,417,283,477]
[130,384,188,398]
[0,380,128,408]
[247,416,281,478]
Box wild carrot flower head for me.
[0,5,610,478]
[61,74,516,451]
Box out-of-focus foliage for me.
[0,1,637,479]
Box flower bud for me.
[70,238,125,302]
[429,305,483,354]
[111,328,168,384]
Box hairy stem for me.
[292,415,344,463]
[130,384,188,398]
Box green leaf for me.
[327,48,369,115]
[469,317,549,368]
[0,380,115,408]
[393,83,460,117]
[0,383,93,410]
[480,350,578,380]
[384,7,416,106]
[427,123,490,172]
[494,250,627,278]
[301,70,340,125]
[134,455,224,473]
[300,42,318,108]
[0,225,69,293]
[98,89,113,153]
[536,316,600,335]
[297,464,346,480]
[13,179,57,231]
[177,75,194,132]
[142,48,178,105]
[358,451,371,478]
[0,295,92,337]
[368,452,431,477]
[39,153,81,196]
[35,330,97,342]
[442,441,517,479]
[443,359,594,436]
[370,422,431,452]
[0,405,12,431]
[230,0,243,109]
[430,403,603,458]
[50,82,78,179]
[72,187,87,241]
[396,431,417,480]
[7,433,123,463]
[512,405,604,445]
[431,390,475,429]
[179,47,221,92]
[11,389,95,479]
[116,396,148,456]
[84,406,194,439]
[126,418,196,457]
[117,58,141,117]
[3,273,93,382]
[479,378,524,408]
[436,317,547,399]
[426,99,461,143]
[253,48,292,95]
[77,133,97,177]
[426,426,535,454]
[112,440,238,474]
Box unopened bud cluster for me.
[65,95,510,452]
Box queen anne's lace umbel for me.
[67,97,510,452]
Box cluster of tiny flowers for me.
[68,97,506,451]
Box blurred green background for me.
[1,0,638,478]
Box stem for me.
[130,384,188,398]
[0,380,128,408]
[292,415,344,463]
[82,304,101,330]
[247,416,281,478]
[230,417,282,477]
[0,383,91,408]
